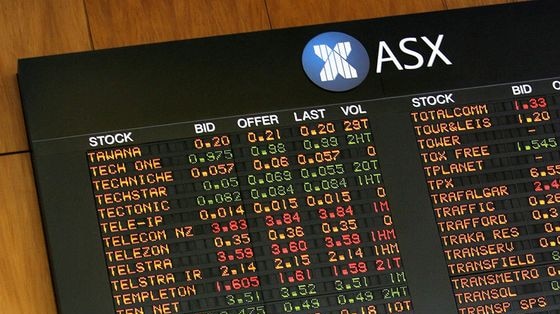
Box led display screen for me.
[18,1,560,313]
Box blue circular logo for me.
[302,32,370,92]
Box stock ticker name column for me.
[410,91,560,313]
[88,144,203,314]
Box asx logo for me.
[302,32,370,92]
[302,32,452,92]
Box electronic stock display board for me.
[17,1,560,313]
